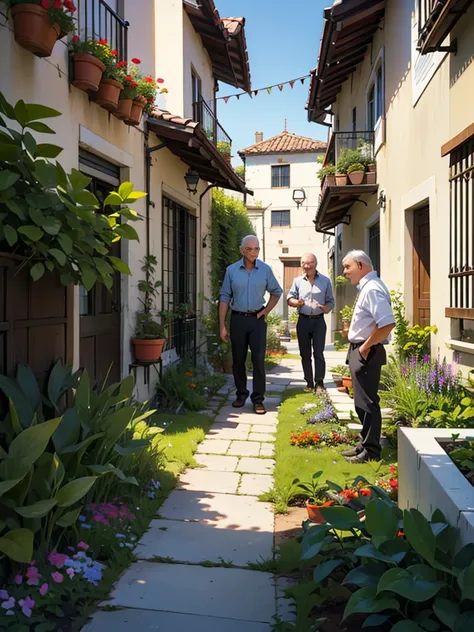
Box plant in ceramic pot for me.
[90,39,124,111]
[69,36,106,92]
[136,73,167,115]
[347,162,366,185]
[297,471,333,523]
[4,0,76,57]
[132,255,167,362]
[217,140,231,163]
[112,61,140,120]
[318,163,336,187]
[336,148,366,186]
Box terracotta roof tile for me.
[239,131,327,156]
[148,109,198,129]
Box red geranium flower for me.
[130,81,138,88]
[71,35,80,43]
[53,0,62,8]
[131,58,141,64]
[389,478,398,490]
[124,75,133,82]
[157,78,164,83]
[144,76,154,83]
[110,50,118,56]
[98,39,108,45]
[359,489,371,497]
[41,0,51,8]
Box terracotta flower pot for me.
[12,4,61,58]
[125,98,147,126]
[342,320,350,335]
[94,78,123,111]
[325,175,336,186]
[72,52,106,92]
[342,375,353,390]
[132,338,166,363]
[306,500,334,523]
[333,374,343,387]
[366,171,376,184]
[223,358,233,374]
[367,163,376,172]
[348,170,365,185]
[335,174,348,186]
[113,98,133,121]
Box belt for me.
[299,313,323,319]
[232,309,263,317]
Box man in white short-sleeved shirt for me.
[340,250,395,463]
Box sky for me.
[213,0,329,166]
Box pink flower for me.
[66,568,75,579]
[51,572,64,584]
[26,566,41,586]
[48,551,68,569]
[14,575,22,585]
[77,541,89,551]
[19,596,35,618]
[39,583,49,597]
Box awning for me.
[183,0,251,92]
[147,109,251,195]
[314,183,379,232]
[417,0,472,54]
[306,0,385,123]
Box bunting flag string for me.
[214,73,310,102]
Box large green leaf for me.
[18,225,44,241]
[114,439,150,456]
[74,370,91,411]
[26,121,56,134]
[35,161,58,188]
[362,614,392,628]
[115,224,139,241]
[313,559,342,584]
[52,408,80,454]
[30,262,45,281]
[100,406,135,442]
[49,248,67,266]
[56,506,82,528]
[15,499,57,519]
[0,375,35,428]
[80,264,98,291]
[453,544,474,571]
[0,528,33,562]
[118,182,134,199]
[390,622,425,632]
[55,476,97,508]
[343,564,387,590]
[42,217,62,235]
[24,103,61,121]
[108,255,131,275]
[68,168,91,192]
[36,144,63,158]
[377,565,445,602]
[16,364,41,413]
[457,559,474,601]
[354,540,408,565]
[433,598,460,631]
[123,190,147,202]
[103,191,124,206]
[4,224,18,246]
[47,360,69,408]
[8,417,62,470]
[301,524,330,560]
[403,509,436,564]
[342,587,400,621]
[319,505,360,530]
[0,477,24,498]
[0,139,21,161]
[88,463,127,479]
[57,233,73,255]
[0,170,20,191]
[365,500,399,547]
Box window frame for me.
[271,164,290,189]
[365,49,385,132]
[271,210,291,228]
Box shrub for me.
[318,163,336,181]
[347,162,366,174]
[336,148,366,174]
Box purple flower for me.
[19,596,35,618]
[14,575,22,585]
[0,590,9,600]
[1,596,15,611]
[39,583,49,596]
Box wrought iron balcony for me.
[76,0,129,61]
[323,130,375,171]
[416,0,469,54]
[193,100,232,160]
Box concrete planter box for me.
[398,427,474,547]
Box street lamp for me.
[184,169,199,194]
[292,188,306,207]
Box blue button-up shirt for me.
[287,273,335,315]
[219,258,283,312]
[348,271,395,343]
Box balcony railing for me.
[193,100,232,157]
[418,0,439,33]
[76,0,129,62]
[323,130,375,169]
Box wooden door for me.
[413,206,431,326]
[283,261,301,319]
[79,178,121,387]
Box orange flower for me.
[185,371,193,376]
[359,489,371,497]
[189,383,196,388]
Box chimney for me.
[255,131,263,143]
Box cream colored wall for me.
[155,0,183,114]
[183,12,215,118]
[328,0,474,368]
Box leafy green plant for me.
[336,149,366,174]
[404,324,438,359]
[426,396,474,429]
[340,304,354,323]
[335,274,348,288]
[297,471,330,505]
[332,364,350,377]
[347,162,366,174]
[390,286,410,358]
[134,255,166,340]
[217,140,231,156]
[0,91,144,288]
[155,361,208,412]
[318,163,336,181]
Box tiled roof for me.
[148,109,197,129]
[239,131,327,156]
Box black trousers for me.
[230,312,267,403]
[347,342,387,458]
[296,315,327,387]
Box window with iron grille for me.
[271,210,290,227]
[448,136,474,311]
[162,197,197,359]
[368,220,380,276]
[271,165,290,188]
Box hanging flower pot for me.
[113,98,133,121]
[11,4,61,58]
[125,97,147,126]
[132,338,166,363]
[93,78,123,111]
[72,52,106,92]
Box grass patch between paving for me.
[268,390,396,512]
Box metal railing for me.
[417,0,440,35]
[76,0,129,61]
[324,130,375,168]
[193,100,232,156]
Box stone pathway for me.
[83,350,352,631]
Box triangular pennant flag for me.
[266,87,272,94]
[289,80,295,88]
[223,96,230,103]
[278,84,283,91]
[254,90,259,96]
[300,78,305,85]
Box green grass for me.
[280,353,301,360]
[271,390,396,512]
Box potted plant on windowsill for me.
[318,163,336,188]
[6,0,76,57]
[297,471,334,523]
[132,255,167,363]
[69,37,106,92]
[347,162,366,185]
[91,40,124,111]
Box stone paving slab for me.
[266,384,288,392]
[158,490,274,530]
[194,454,238,472]
[252,423,277,433]
[196,439,231,455]
[103,562,276,623]
[260,444,275,457]
[83,609,273,632]
[135,519,273,566]
[348,422,363,431]
[177,470,240,494]
[249,432,275,442]
[237,457,275,474]
[228,441,261,456]
[208,425,251,440]
[215,413,278,426]
[239,474,273,496]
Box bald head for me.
[301,253,317,278]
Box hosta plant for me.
[0,91,145,289]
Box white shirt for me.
[348,271,395,343]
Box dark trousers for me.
[347,342,386,458]
[230,312,267,403]
[296,315,327,388]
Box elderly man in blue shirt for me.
[219,235,283,414]
[341,250,395,463]
[287,253,335,394]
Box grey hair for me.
[240,234,259,247]
[342,249,373,268]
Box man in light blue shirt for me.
[287,253,335,393]
[341,250,395,464]
[219,235,282,414]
